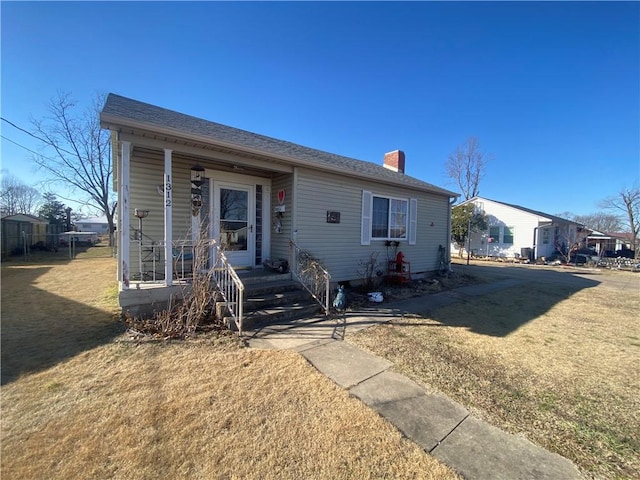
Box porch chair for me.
[387,251,411,285]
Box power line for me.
[1,116,78,157]
[1,135,45,158]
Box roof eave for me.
[101,113,458,198]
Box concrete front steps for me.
[226,270,323,332]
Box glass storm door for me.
[214,182,254,267]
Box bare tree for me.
[29,91,115,244]
[556,211,624,234]
[599,183,640,258]
[0,173,41,216]
[573,212,623,234]
[445,137,490,201]
[553,224,590,264]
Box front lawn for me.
[348,273,640,479]
[1,251,458,479]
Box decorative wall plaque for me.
[326,211,340,223]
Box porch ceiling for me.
[134,145,281,179]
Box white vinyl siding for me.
[409,198,417,245]
[127,148,193,276]
[271,173,293,260]
[294,167,449,281]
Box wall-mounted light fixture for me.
[190,164,205,216]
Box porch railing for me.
[128,238,245,335]
[128,239,195,282]
[290,240,331,314]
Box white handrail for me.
[210,242,245,335]
[289,240,331,314]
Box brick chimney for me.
[383,150,405,173]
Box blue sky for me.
[2,1,638,217]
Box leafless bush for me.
[124,235,226,339]
[295,248,329,300]
[357,252,383,291]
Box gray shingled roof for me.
[101,93,458,198]
[463,197,583,225]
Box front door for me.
[213,181,254,267]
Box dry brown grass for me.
[1,252,458,480]
[349,273,640,479]
[1,254,122,385]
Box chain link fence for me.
[2,228,114,261]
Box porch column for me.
[164,149,173,286]
[119,141,131,289]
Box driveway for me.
[452,260,640,293]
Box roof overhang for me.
[101,112,458,198]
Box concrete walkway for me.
[245,279,583,479]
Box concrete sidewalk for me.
[245,279,583,479]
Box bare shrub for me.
[357,252,384,292]
[124,237,225,339]
[295,247,329,301]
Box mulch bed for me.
[344,272,482,309]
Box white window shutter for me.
[361,190,372,245]
[409,198,417,245]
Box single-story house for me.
[100,93,458,313]
[1,213,49,257]
[587,230,637,257]
[452,196,587,261]
[75,216,110,235]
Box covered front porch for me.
[115,137,295,286]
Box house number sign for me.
[165,175,172,207]
[326,211,340,223]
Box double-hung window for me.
[362,191,417,245]
[503,227,514,244]
[488,226,514,244]
[372,196,407,239]
[489,226,500,243]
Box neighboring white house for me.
[75,216,109,235]
[100,93,459,312]
[452,197,586,261]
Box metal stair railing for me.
[161,239,245,334]
[289,240,331,314]
[209,240,245,335]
